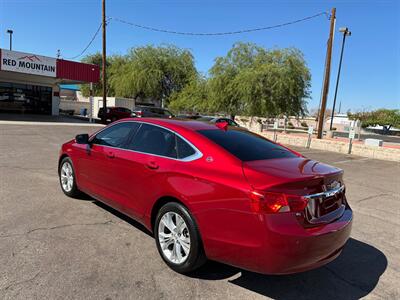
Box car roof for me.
[101,106,129,109]
[118,117,219,131]
[197,116,215,120]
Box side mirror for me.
[75,134,89,144]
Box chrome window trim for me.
[303,185,345,200]
[89,120,203,162]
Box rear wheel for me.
[59,157,81,197]
[154,202,206,273]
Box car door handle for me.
[106,151,115,159]
[146,161,159,170]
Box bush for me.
[301,121,308,128]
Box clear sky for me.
[1,0,399,112]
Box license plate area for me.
[304,185,345,225]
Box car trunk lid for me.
[242,157,346,226]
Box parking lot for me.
[0,122,399,300]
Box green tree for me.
[80,53,126,97]
[112,45,197,105]
[168,75,210,113]
[349,109,400,133]
[208,42,311,119]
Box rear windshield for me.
[198,129,296,161]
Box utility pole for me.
[317,8,336,139]
[102,0,107,124]
[330,27,351,130]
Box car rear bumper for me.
[203,207,352,275]
[256,208,353,274]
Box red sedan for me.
[58,118,352,274]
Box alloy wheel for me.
[158,212,191,264]
[60,162,74,192]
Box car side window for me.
[150,108,160,114]
[128,124,177,158]
[163,110,173,117]
[92,122,139,148]
[176,136,196,159]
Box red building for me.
[0,49,99,115]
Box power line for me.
[63,11,329,60]
[64,19,110,60]
[111,12,329,36]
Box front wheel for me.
[59,157,81,197]
[154,202,206,273]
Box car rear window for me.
[198,129,296,161]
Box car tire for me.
[111,116,117,122]
[59,157,81,198]
[155,202,207,273]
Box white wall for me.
[94,97,116,117]
[51,85,60,116]
[59,96,136,117]
[59,100,90,114]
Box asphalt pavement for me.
[0,123,399,299]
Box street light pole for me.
[330,27,351,130]
[102,0,107,124]
[6,29,13,50]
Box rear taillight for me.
[136,111,142,117]
[249,190,308,213]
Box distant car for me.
[133,106,174,119]
[176,114,202,120]
[197,116,240,127]
[98,107,133,122]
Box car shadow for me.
[93,201,153,237]
[75,195,387,299]
[190,238,387,299]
